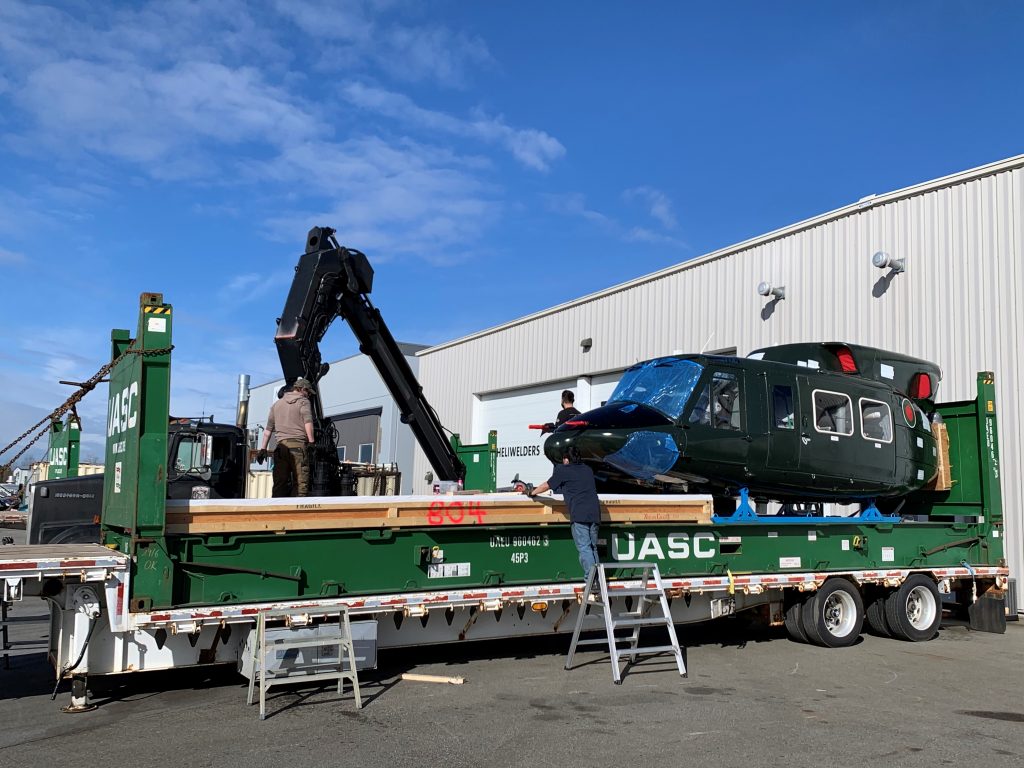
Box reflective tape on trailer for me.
[0,545,128,581]
[124,565,1009,630]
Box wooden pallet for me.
[164,493,713,534]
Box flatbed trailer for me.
[0,294,1009,708]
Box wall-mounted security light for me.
[580,337,593,352]
[757,281,785,300]
[872,251,905,274]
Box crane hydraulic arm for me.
[274,227,465,491]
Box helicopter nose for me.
[544,430,625,464]
[603,431,681,480]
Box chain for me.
[0,344,174,476]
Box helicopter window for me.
[859,399,893,443]
[609,358,704,419]
[812,390,854,436]
[688,371,742,430]
[772,385,795,429]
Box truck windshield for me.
[608,359,704,420]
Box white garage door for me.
[476,373,625,488]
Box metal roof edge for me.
[251,341,426,389]
[419,153,1024,357]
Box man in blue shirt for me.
[528,446,601,576]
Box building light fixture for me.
[757,281,785,300]
[872,251,905,274]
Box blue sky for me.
[1,1,1021,462]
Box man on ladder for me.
[527,446,600,575]
[529,448,686,684]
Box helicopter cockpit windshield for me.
[608,358,704,420]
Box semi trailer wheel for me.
[801,578,864,648]
[883,574,942,642]
[864,587,894,637]
[784,596,809,643]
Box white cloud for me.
[0,247,25,264]
[624,226,688,249]
[342,83,565,171]
[219,271,294,304]
[16,59,319,173]
[169,333,283,425]
[381,25,493,87]
[271,0,377,46]
[258,136,501,259]
[0,0,562,274]
[544,191,689,251]
[273,1,493,87]
[0,190,48,236]
[0,323,114,469]
[624,186,678,229]
[541,192,610,224]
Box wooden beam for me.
[164,494,713,535]
[400,673,465,685]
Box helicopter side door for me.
[852,393,897,483]
[682,366,750,485]
[795,376,859,490]
[764,372,801,479]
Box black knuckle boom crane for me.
[274,226,466,495]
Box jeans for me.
[571,521,600,576]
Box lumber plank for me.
[923,421,953,491]
[400,673,465,685]
[164,493,713,534]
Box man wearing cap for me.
[257,378,316,497]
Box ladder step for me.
[576,627,642,640]
[567,562,686,682]
[611,617,673,627]
[605,587,665,597]
[573,637,618,647]
[599,561,657,570]
[621,644,680,655]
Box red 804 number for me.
[427,500,487,526]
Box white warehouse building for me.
[413,154,1024,612]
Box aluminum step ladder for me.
[246,607,362,720]
[565,561,686,684]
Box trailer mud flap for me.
[968,587,1006,634]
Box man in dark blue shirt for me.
[528,446,601,576]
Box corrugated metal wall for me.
[416,156,1024,609]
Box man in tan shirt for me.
[257,378,316,497]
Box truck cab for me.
[28,419,247,544]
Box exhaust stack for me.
[235,374,251,430]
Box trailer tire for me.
[883,574,941,642]
[801,578,864,648]
[864,588,894,637]
[784,596,809,643]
